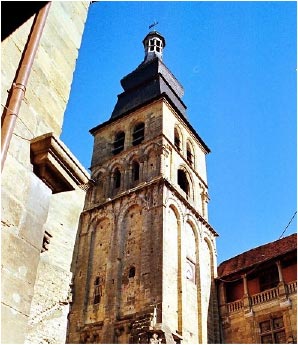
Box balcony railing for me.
[224,281,297,314]
[251,287,279,306]
[286,280,297,294]
[227,299,243,313]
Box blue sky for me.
[61,1,297,264]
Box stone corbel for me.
[30,132,89,193]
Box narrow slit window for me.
[132,161,140,181]
[186,143,194,166]
[129,266,136,278]
[174,128,181,151]
[114,168,121,189]
[178,169,189,196]
[93,277,102,305]
[132,123,145,146]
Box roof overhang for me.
[30,133,90,193]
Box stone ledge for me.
[30,132,89,193]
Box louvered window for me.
[132,123,144,146]
[113,131,125,155]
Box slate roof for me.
[217,233,297,279]
[110,57,187,120]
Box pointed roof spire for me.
[143,30,166,63]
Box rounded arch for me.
[107,160,124,174]
[165,197,184,222]
[177,165,194,200]
[143,142,159,157]
[91,167,107,180]
[126,148,141,162]
[108,162,125,192]
[203,235,217,270]
[116,202,144,262]
[169,203,181,222]
[89,215,111,234]
[125,153,142,185]
[185,220,199,262]
[89,168,107,205]
[126,152,141,166]
[117,200,144,227]
[129,117,145,130]
[185,214,203,242]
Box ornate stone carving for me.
[150,333,162,344]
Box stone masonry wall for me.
[25,189,86,344]
[67,183,164,344]
[1,2,89,343]
[162,186,218,344]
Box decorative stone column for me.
[243,274,248,295]
[161,144,170,176]
[276,260,289,305]
[242,274,253,316]
[139,154,145,182]
[276,260,284,282]
[218,281,230,337]
[218,281,227,314]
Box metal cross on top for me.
[149,21,159,30]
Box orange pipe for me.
[1,2,51,171]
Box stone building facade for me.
[67,31,220,344]
[1,2,90,344]
[217,233,297,344]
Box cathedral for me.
[66,31,220,344]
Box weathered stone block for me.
[1,303,28,344]
[1,231,40,285]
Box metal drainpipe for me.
[1,2,51,171]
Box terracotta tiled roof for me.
[217,233,297,278]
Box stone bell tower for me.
[67,31,219,344]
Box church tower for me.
[67,31,219,344]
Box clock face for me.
[186,262,194,281]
